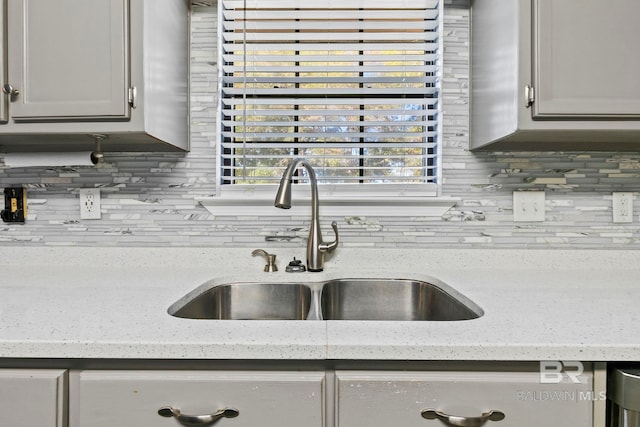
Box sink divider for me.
[306,286,324,321]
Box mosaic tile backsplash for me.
[2,1,640,249]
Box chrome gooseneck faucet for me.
[275,159,339,272]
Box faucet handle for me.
[319,221,339,253]
[251,249,278,272]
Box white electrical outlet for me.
[79,189,101,219]
[513,191,545,222]
[613,192,633,223]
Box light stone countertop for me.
[0,247,638,361]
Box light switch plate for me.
[513,191,545,222]
[612,192,633,223]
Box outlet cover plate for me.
[513,191,545,222]
[79,188,101,220]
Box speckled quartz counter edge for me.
[0,247,638,361]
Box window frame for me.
[211,0,445,212]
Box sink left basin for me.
[169,283,312,320]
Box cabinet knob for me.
[421,409,505,427]
[158,406,239,425]
[2,83,20,98]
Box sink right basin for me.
[320,278,482,321]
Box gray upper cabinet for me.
[7,0,129,120]
[0,4,6,124]
[533,0,640,118]
[471,0,640,150]
[0,0,189,152]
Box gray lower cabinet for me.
[0,369,67,427]
[471,0,640,150]
[335,370,593,427]
[0,366,599,427]
[69,370,326,427]
[0,0,189,152]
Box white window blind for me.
[218,0,441,189]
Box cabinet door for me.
[533,0,640,118]
[70,370,325,427]
[335,370,593,427]
[0,0,6,123]
[0,369,67,427]
[6,0,129,120]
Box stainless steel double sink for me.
[168,278,483,321]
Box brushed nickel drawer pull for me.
[158,406,239,425]
[421,409,505,427]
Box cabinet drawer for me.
[335,370,593,427]
[70,370,325,427]
[0,369,67,427]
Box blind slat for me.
[222,0,440,9]
[222,77,434,84]
[223,32,437,42]
[221,142,438,150]
[222,153,436,160]
[223,10,438,20]
[222,98,438,106]
[222,89,437,97]
[223,54,437,63]
[223,43,438,52]
[222,65,436,73]
[222,177,432,183]
[223,21,437,32]
[221,133,438,140]
[222,120,436,127]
